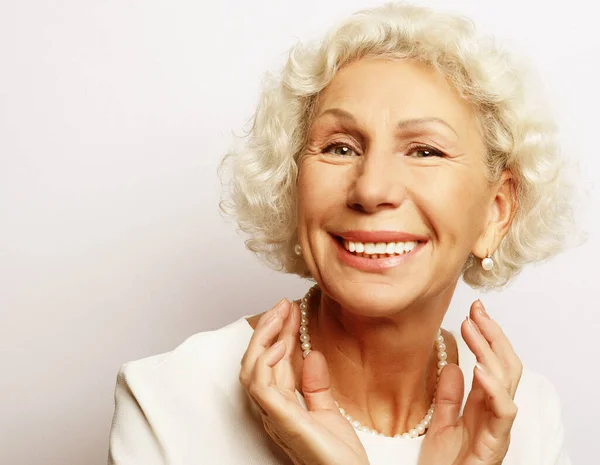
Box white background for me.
[1,1,598,464]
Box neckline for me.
[237,314,475,441]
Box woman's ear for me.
[472,170,517,258]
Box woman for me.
[108,3,574,464]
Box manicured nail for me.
[266,300,287,324]
[265,311,278,324]
[274,298,288,310]
[466,315,481,334]
[271,340,285,352]
[475,362,486,373]
[477,300,490,319]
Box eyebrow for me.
[314,107,459,138]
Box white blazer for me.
[108,316,572,465]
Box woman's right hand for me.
[239,298,370,465]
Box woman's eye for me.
[409,146,445,158]
[323,144,357,157]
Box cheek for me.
[409,167,489,239]
[297,160,351,222]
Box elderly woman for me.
[108,3,574,465]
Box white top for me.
[108,316,572,465]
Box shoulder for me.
[116,316,254,393]
[514,367,564,427]
[505,367,570,464]
[109,317,291,463]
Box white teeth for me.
[343,239,419,257]
[375,242,387,254]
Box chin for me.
[320,279,423,317]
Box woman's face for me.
[297,58,501,315]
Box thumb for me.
[301,350,337,412]
[428,364,464,435]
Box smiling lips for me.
[343,239,419,258]
[334,230,428,261]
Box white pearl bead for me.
[436,335,444,344]
[416,424,426,434]
[339,408,345,415]
[482,257,494,271]
[300,302,307,310]
[437,343,446,351]
[302,349,311,359]
[345,414,353,422]
[300,317,308,326]
[422,419,430,427]
[401,433,411,439]
[300,333,310,342]
[301,342,311,351]
[299,325,308,334]
[438,360,448,369]
[437,352,447,361]
[409,429,418,438]
[424,413,433,422]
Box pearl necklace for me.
[298,285,447,439]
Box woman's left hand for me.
[418,300,523,465]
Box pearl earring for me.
[482,252,494,271]
[294,243,302,256]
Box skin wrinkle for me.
[293,58,515,436]
[248,57,516,437]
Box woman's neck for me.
[305,287,459,436]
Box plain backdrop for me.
[1,0,599,464]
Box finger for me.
[470,301,523,396]
[427,363,464,435]
[240,299,290,386]
[301,350,338,412]
[253,340,287,387]
[473,362,519,438]
[248,340,287,411]
[273,301,300,390]
[461,310,506,388]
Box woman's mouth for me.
[330,234,426,271]
[341,238,421,258]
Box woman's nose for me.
[346,152,406,214]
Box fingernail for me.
[477,300,490,319]
[265,311,278,324]
[475,362,486,373]
[274,298,288,310]
[271,340,285,351]
[266,300,287,323]
[466,315,481,334]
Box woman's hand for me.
[418,300,523,465]
[239,299,370,465]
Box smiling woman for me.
[108,3,574,465]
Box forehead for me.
[314,58,479,134]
